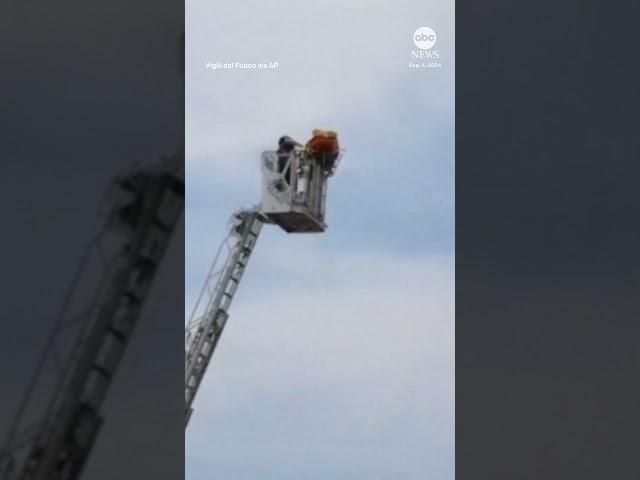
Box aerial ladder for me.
[0,155,185,480]
[184,140,342,427]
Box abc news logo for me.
[412,26,440,59]
[413,27,436,49]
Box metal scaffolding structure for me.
[0,156,184,480]
[184,146,341,428]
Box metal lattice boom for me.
[184,208,265,427]
[0,159,184,480]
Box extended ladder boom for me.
[0,157,184,480]
[184,208,265,427]
[184,140,343,429]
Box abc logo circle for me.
[413,27,437,50]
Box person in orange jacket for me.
[305,129,340,171]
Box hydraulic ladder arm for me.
[184,207,267,428]
[184,134,343,429]
[0,157,184,480]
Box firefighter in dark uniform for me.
[276,135,301,183]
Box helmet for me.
[312,129,338,138]
[279,135,300,147]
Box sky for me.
[185,1,454,479]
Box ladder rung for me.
[123,292,142,304]
[106,328,127,343]
[152,218,172,232]
[93,365,113,379]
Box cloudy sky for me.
[185,1,454,479]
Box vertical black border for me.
[1,1,185,479]
[457,1,640,478]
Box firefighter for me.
[277,135,301,183]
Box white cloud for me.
[185,248,454,474]
[186,0,454,184]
